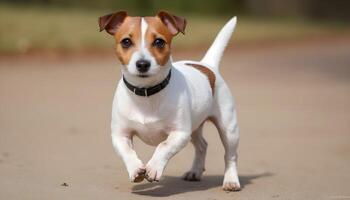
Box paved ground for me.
[1,38,350,200]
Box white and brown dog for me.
[99,11,240,191]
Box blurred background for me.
[1,1,350,199]
[0,0,349,53]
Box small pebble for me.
[61,182,69,187]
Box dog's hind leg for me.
[210,82,241,191]
[182,124,207,181]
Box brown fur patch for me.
[144,17,174,66]
[186,63,216,94]
[114,17,141,65]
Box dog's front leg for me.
[111,132,145,182]
[145,130,190,182]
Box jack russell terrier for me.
[99,11,240,191]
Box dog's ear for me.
[98,11,128,35]
[157,11,187,36]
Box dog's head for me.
[99,11,186,80]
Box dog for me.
[98,11,240,191]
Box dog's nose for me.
[136,59,151,73]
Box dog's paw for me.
[182,169,204,181]
[129,166,146,183]
[145,160,165,182]
[222,181,241,192]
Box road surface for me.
[1,38,350,199]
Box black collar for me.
[123,70,171,97]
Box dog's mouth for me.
[137,74,150,78]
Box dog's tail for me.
[201,17,237,70]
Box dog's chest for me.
[132,120,168,146]
[117,96,172,146]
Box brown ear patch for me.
[98,11,128,35]
[171,14,187,34]
[157,11,187,35]
[186,63,216,95]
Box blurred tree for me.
[1,0,349,21]
[306,0,350,21]
[245,0,350,22]
[245,0,306,16]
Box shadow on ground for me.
[132,172,273,197]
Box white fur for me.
[111,17,240,190]
[141,18,147,48]
[201,17,237,71]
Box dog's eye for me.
[152,38,166,48]
[121,38,132,48]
